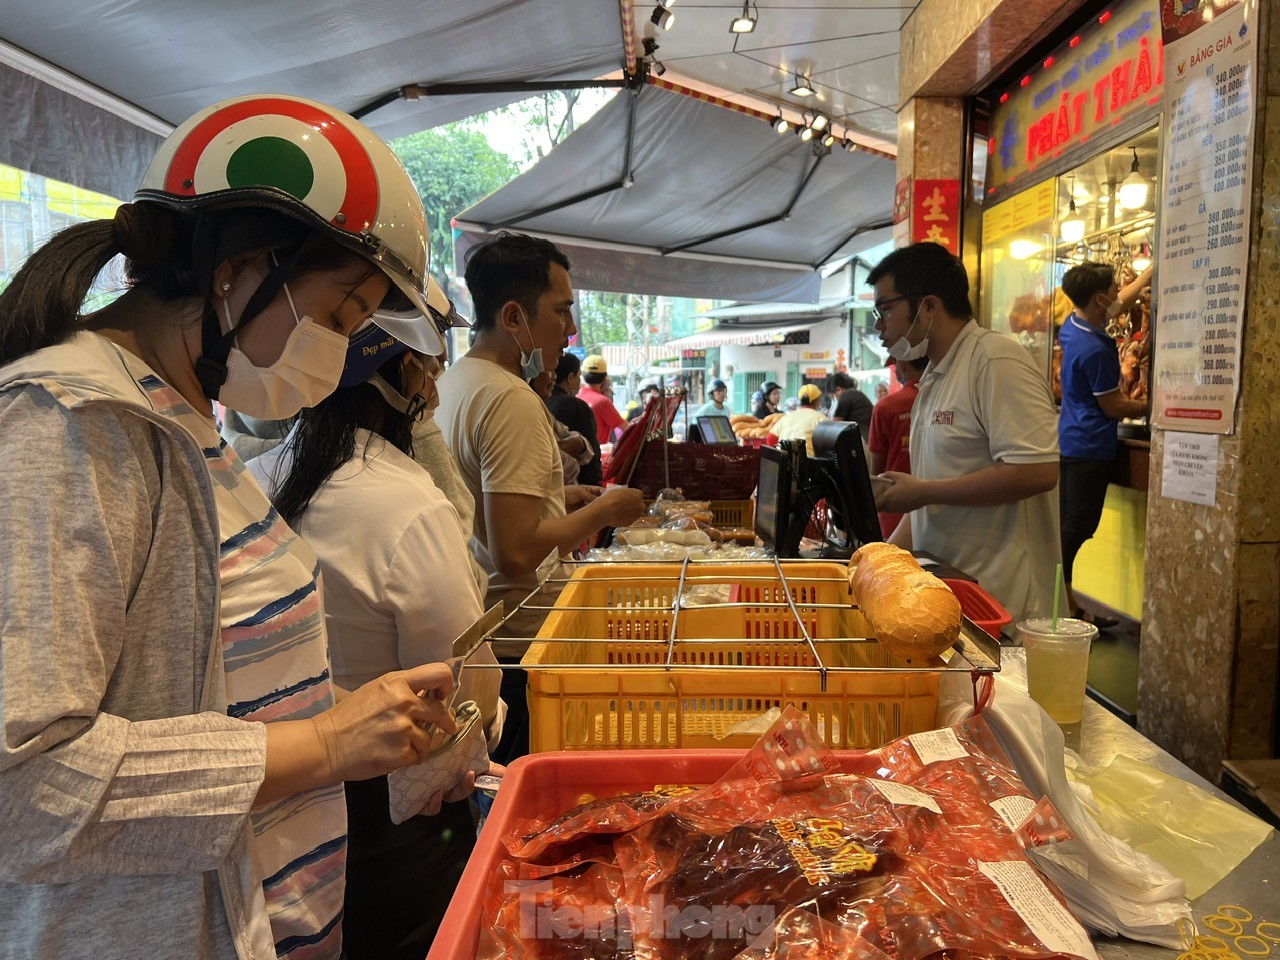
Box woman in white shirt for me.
[249,319,503,960]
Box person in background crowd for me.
[0,94,459,960]
[531,369,595,484]
[693,378,729,419]
[247,320,504,960]
[578,353,626,443]
[871,242,1061,623]
[436,232,645,763]
[868,355,929,538]
[753,379,782,419]
[1057,261,1152,630]
[770,383,827,452]
[828,370,873,445]
[875,380,890,402]
[545,351,602,485]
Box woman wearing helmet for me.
[0,96,458,960]
[246,320,504,959]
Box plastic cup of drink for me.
[1019,617,1097,724]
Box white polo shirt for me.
[909,321,1062,623]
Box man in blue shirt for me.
[1058,262,1150,628]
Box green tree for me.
[576,289,629,351]
[390,126,517,287]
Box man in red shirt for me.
[577,354,627,445]
[868,356,929,537]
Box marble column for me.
[1138,9,1280,776]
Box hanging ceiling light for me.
[729,1,757,33]
[772,111,790,134]
[799,121,815,142]
[822,131,837,147]
[810,114,829,132]
[651,2,676,30]
[1060,175,1086,245]
[1009,239,1044,260]
[1119,147,1149,210]
[843,139,858,152]
[791,72,816,97]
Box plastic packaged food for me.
[480,709,1097,960]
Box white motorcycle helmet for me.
[135,94,465,368]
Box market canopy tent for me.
[455,84,896,304]
[1,0,621,135]
[0,0,623,197]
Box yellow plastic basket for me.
[643,499,755,528]
[522,562,941,752]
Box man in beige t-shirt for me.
[437,232,644,761]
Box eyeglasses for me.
[871,295,909,323]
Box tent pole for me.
[659,153,824,255]
[813,219,893,268]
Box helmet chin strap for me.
[368,373,427,420]
[192,214,319,401]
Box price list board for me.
[1152,0,1257,434]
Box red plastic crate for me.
[429,749,857,960]
[942,578,1012,638]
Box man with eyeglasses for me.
[868,242,1062,625]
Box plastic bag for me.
[935,666,1194,946]
[612,710,1096,960]
[733,908,893,960]
[1066,752,1274,899]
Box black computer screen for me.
[754,444,786,546]
[808,420,883,551]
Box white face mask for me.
[217,282,348,420]
[512,308,545,380]
[886,301,934,362]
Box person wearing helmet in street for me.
[753,380,783,419]
[436,232,645,763]
[693,378,729,420]
[247,319,504,959]
[577,352,626,444]
[0,95,461,960]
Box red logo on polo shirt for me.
[931,410,955,425]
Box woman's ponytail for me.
[0,218,120,365]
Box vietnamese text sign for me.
[1151,0,1257,434]
[1161,431,1218,506]
[987,0,1164,195]
[982,178,1055,244]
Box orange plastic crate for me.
[643,499,755,528]
[522,562,940,752]
[942,578,1013,638]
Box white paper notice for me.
[908,728,969,765]
[978,861,1099,960]
[991,795,1037,833]
[871,779,943,814]
[1152,0,1258,434]
[1161,431,1219,505]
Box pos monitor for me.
[754,421,882,559]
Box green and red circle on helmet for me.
[135,94,463,356]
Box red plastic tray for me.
[430,749,852,960]
[942,578,1013,638]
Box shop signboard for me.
[802,350,831,361]
[911,179,961,253]
[1151,0,1257,434]
[893,178,911,247]
[981,178,1056,243]
[986,0,1164,197]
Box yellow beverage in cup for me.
[1019,617,1097,724]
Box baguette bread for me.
[847,543,961,661]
